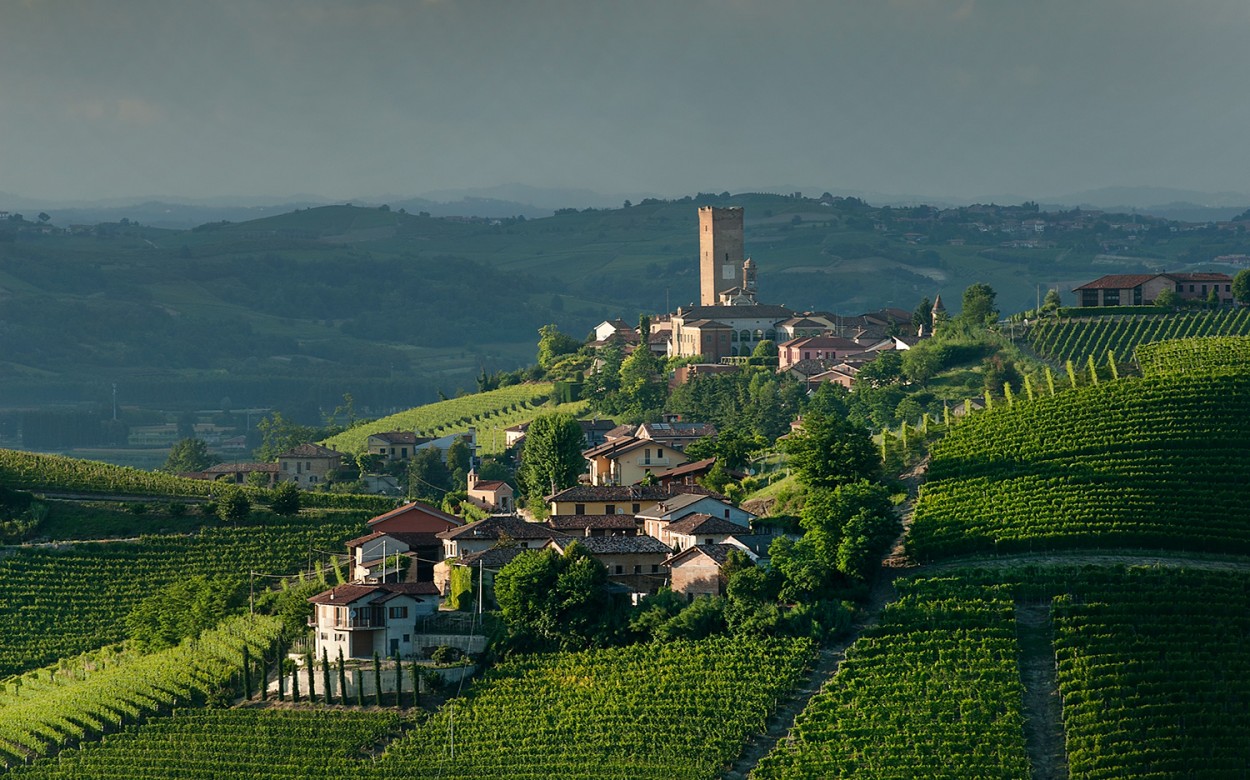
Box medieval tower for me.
[698,206,744,305]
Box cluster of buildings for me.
[305,402,784,662]
[590,206,930,393]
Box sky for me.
[4,0,1250,205]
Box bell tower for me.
[699,206,744,305]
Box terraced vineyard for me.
[1,616,281,769]
[7,708,400,779]
[0,516,362,677]
[1025,308,1250,366]
[756,565,1250,779]
[0,449,391,511]
[754,580,1031,778]
[909,370,1250,561]
[321,382,589,455]
[10,637,813,780]
[1051,567,1250,777]
[1136,334,1250,376]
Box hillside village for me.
[4,205,1250,777]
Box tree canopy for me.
[161,437,216,474]
[517,412,585,503]
[493,543,616,651]
[781,412,878,489]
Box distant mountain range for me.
[2,184,1247,230]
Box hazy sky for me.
[4,0,1250,203]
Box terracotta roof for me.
[603,424,638,441]
[1166,272,1232,282]
[366,500,461,529]
[551,535,672,555]
[307,581,439,606]
[546,484,677,503]
[469,480,510,491]
[664,513,747,536]
[663,543,741,567]
[438,515,567,541]
[455,547,530,568]
[1072,274,1159,291]
[547,514,641,531]
[277,442,341,459]
[582,435,682,459]
[649,457,717,480]
[780,335,865,351]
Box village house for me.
[365,431,428,461]
[1072,272,1235,307]
[443,546,529,608]
[634,419,718,452]
[357,501,462,582]
[777,335,869,372]
[465,469,514,514]
[546,514,642,537]
[276,443,342,488]
[184,461,278,487]
[637,492,756,541]
[665,543,758,598]
[504,418,616,450]
[546,535,673,598]
[582,436,688,486]
[657,513,751,552]
[308,581,442,660]
[546,484,692,517]
[431,515,568,594]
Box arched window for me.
[765,329,777,341]
[730,331,739,342]
[739,330,751,342]
[754,329,764,341]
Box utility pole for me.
[112,384,117,421]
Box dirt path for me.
[1016,604,1068,780]
[721,463,921,779]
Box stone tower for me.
[699,206,744,305]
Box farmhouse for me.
[276,443,342,488]
[1073,272,1234,307]
[308,581,441,660]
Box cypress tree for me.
[242,646,252,700]
[373,652,383,707]
[410,656,421,710]
[393,651,403,708]
[355,669,364,707]
[306,650,316,704]
[277,643,286,701]
[291,663,300,702]
[337,649,347,707]
[322,649,332,706]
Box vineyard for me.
[8,637,813,779]
[1024,308,1250,366]
[908,370,1250,561]
[753,582,1031,778]
[321,383,580,455]
[755,565,1250,779]
[0,615,281,769]
[1135,334,1250,377]
[1050,567,1250,777]
[0,516,362,678]
[0,449,392,511]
